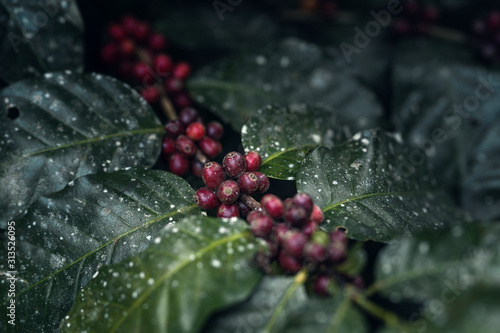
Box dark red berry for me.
[101,43,119,64]
[238,172,259,194]
[108,24,125,41]
[254,172,270,193]
[173,62,191,80]
[133,22,150,41]
[122,15,138,35]
[302,220,318,237]
[120,39,135,56]
[133,62,152,82]
[250,214,274,238]
[217,204,240,218]
[202,162,226,190]
[169,153,189,176]
[217,180,240,204]
[149,32,167,51]
[244,151,262,171]
[352,275,365,289]
[330,230,348,245]
[206,121,224,140]
[162,137,176,155]
[311,205,324,223]
[191,160,204,178]
[140,86,159,104]
[328,243,346,263]
[423,7,438,22]
[394,19,410,34]
[223,152,246,178]
[165,120,185,138]
[292,193,313,216]
[313,275,333,296]
[261,194,284,219]
[179,107,199,126]
[284,198,294,209]
[175,135,197,157]
[266,240,279,259]
[186,123,206,141]
[195,187,220,210]
[154,54,173,77]
[164,77,183,94]
[278,251,301,273]
[237,200,251,218]
[198,137,219,159]
[174,93,192,108]
[405,1,420,16]
[488,12,500,30]
[271,223,290,245]
[283,231,307,259]
[284,206,308,227]
[303,243,328,263]
[247,210,264,224]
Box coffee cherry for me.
[283,231,307,259]
[140,86,159,104]
[108,24,125,41]
[133,22,150,41]
[202,162,226,190]
[198,136,220,159]
[352,275,365,289]
[266,240,279,259]
[328,242,346,263]
[122,15,138,35]
[175,135,196,157]
[165,120,185,138]
[149,32,167,51]
[173,62,191,80]
[278,251,301,273]
[190,160,204,178]
[174,93,191,108]
[302,220,318,237]
[238,172,259,194]
[292,193,313,216]
[133,62,152,82]
[164,77,183,94]
[303,243,328,264]
[162,137,176,155]
[254,171,270,193]
[284,206,308,227]
[169,153,189,176]
[261,194,284,219]
[244,151,262,171]
[330,230,347,245]
[120,39,135,56]
[311,204,324,223]
[223,152,246,178]
[488,11,500,30]
[250,214,274,238]
[247,210,264,223]
[217,204,240,218]
[179,107,199,126]
[313,275,334,296]
[271,223,290,245]
[195,187,221,210]
[154,54,173,77]
[186,122,206,141]
[101,43,119,64]
[394,19,410,34]
[217,180,240,204]
[206,121,224,140]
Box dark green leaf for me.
[392,38,500,220]
[206,273,367,333]
[296,129,466,242]
[0,72,164,225]
[0,1,84,83]
[60,215,262,333]
[370,222,500,303]
[155,3,280,50]
[241,104,349,180]
[0,169,199,332]
[188,38,383,131]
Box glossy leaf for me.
[392,38,500,221]
[188,38,383,131]
[0,169,199,332]
[241,104,349,180]
[0,72,164,225]
[296,129,466,242]
[0,1,84,83]
[206,273,367,332]
[60,215,263,333]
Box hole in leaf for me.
[337,226,347,233]
[7,106,19,120]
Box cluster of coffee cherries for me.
[300,0,338,19]
[472,12,500,64]
[100,15,192,108]
[194,151,270,218]
[393,0,439,35]
[248,192,362,296]
[163,107,224,177]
